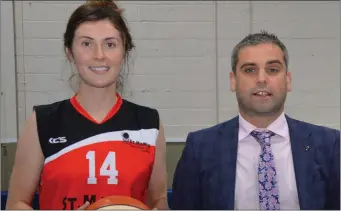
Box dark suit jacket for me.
[171,115,340,210]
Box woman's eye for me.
[82,41,91,47]
[107,43,116,48]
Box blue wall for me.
[1,190,173,210]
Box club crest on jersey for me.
[121,132,151,153]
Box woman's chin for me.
[83,79,117,89]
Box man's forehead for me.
[239,43,284,54]
[237,45,285,64]
[240,59,284,65]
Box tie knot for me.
[250,130,275,146]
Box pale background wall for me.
[1,0,340,189]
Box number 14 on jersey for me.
[86,151,119,185]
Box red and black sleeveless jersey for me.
[33,94,159,210]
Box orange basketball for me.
[86,195,150,210]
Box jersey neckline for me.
[70,93,123,124]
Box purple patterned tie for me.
[251,130,280,210]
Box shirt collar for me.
[238,112,289,141]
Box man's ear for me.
[286,71,292,92]
[230,71,236,92]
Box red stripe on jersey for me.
[70,93,123,124]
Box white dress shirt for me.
[234,113,300,209]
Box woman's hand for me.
[77,201,90,210]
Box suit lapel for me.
[217,115,313,209]
[218,116,239,209]
[286,115,313,209]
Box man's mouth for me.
[252,91,272,97]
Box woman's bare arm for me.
[6,111,45,209]
[146,121,169,210]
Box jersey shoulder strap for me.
[33,99,70,158]
[122,99,160,130]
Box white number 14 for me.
[86,151,119,185]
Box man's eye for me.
[245,68,255,73]
[268,68,279,73]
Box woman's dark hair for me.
[64,0,135,92]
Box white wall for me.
[1,0,18,143]
[4,0,340,143]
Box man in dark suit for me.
[171,31,340,210]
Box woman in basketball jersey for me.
[6,1,168,210]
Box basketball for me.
[86,196,150,210]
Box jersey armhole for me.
[154,109,160,130]
[32,104,55,159]
[32,105,47,159]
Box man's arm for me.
[171,133,201,210]
[325,129,340,209]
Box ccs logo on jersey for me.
[49,137,67,144]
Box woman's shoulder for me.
[33,98,71,116]
[122,99,159,115]
[121,99,160,127]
